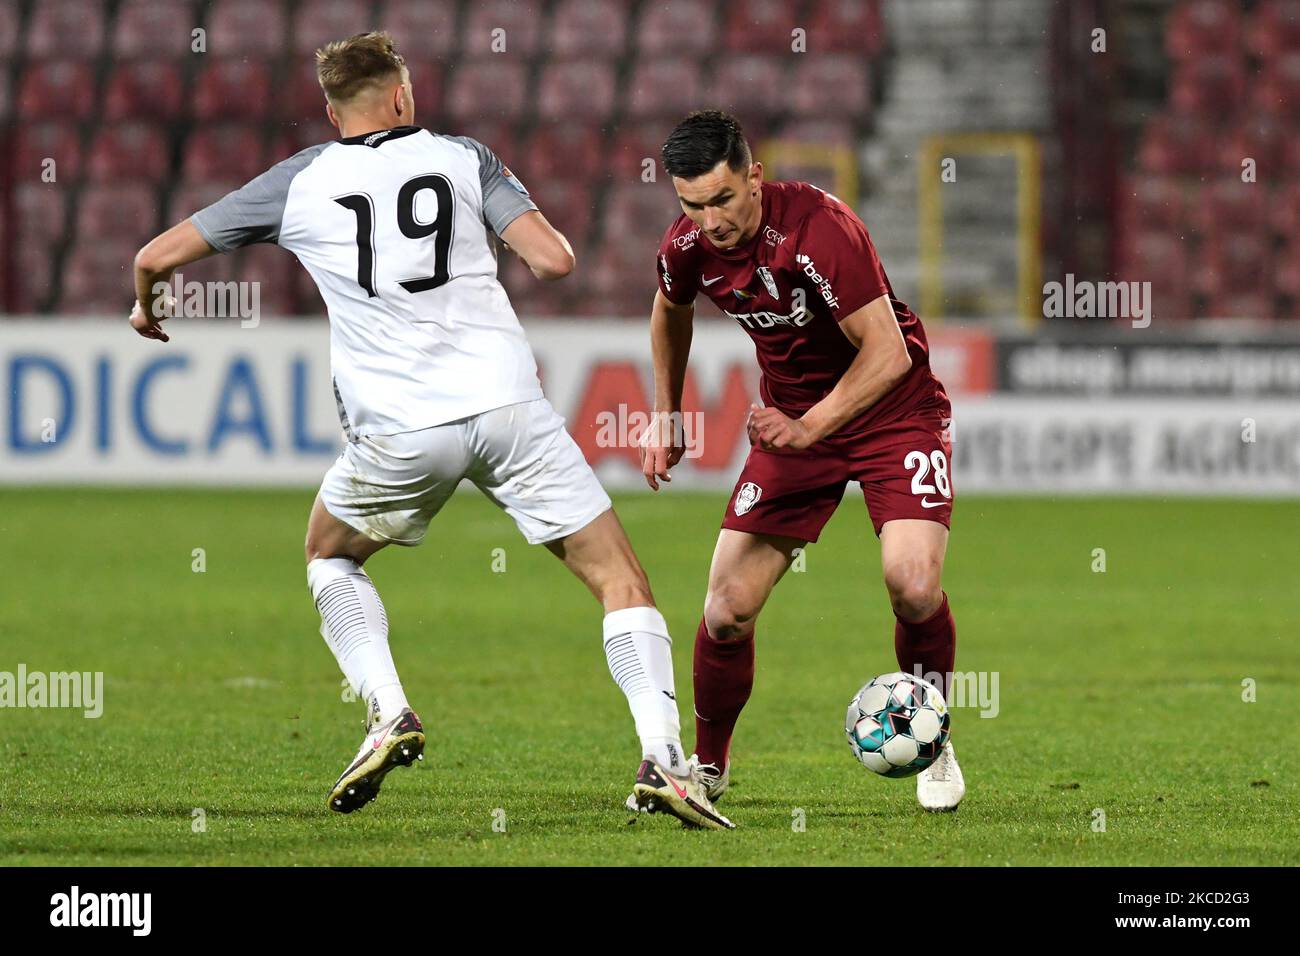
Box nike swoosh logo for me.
[921,497,946,508]
[702,275,724,286]
[668,776,689,798]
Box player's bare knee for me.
[593,562,655,610]
[886,569,941,621]
[703,588,760,641]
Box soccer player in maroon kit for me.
[639,111,965,816]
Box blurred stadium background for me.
[1,0,1298,495]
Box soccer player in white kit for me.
[127,32,730,829]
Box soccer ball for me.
[845,672,950,777]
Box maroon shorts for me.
[721,403,954,541]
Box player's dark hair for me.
[661,110,752,178]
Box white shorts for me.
[319,398,612,546]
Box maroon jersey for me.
[656,180,946,439]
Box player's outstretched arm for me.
[129,219,217,342]
[499,210,574,281]
[641,290,695,490]
[749,293,912,450]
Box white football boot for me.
[689,754,730,802]
[327,708,424,813]
[625,752,730,811]
[625,759,735,830]
[916,740,965,812]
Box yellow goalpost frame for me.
[756,140,860,208]
[918,132,1042,325]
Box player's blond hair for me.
[315,31,407,104]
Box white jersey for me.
[191,126,543,437]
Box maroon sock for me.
[894,591,957,702]
[692,617,755,769]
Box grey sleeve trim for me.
[441,134,538,235]
[190,143,330,252]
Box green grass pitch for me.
[0,488,1296,866]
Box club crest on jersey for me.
[757,267,778,299]
[500,166,529,196]
[734,481,762,516]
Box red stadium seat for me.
[166,178,242,227]
[451,121,521,170]
[711,55,790,119]
[536,60,617,121]
[279,66,331,126]
[104,62,186,121]
[0,0,19,59]
[1169,54,1246,118]
[1136,114,1215,176]
[375,1,459,58]
[87,122,171,182]
[1203,290,1278,320]
[498,253,571,317]
[461,0,544,57]
[1190,181,1267,235]
[625,58,706,119]
[181,124,267,183]
[206,0,288,57]
[549,0,629,58]
[114,0,200,58]
[269,126,334,165]
[1117,230,1191,320]
[233,245,294,315]
[723,0,800,53]
[404,61,443,118]
[522,125,606,183]
[1218,117,1288,181]
[18,61,98,120]
[602,182,679,248]
[569,242,656,317]
[805,0,886,55]
[445,59,529,122]
[526,180,597,246]
[76,183,160,243]
[638,0,719,57]
[1272,183,1300,237]
[1273,235,1300,299]
[1165,0,1241,61]
[1246,0,1300,58]
[194,59,273,121]
[60,239,140,313]
[13,183,69,251]
[1250,52,1300,120]
[1117,174,1184,233]
[27,0,106,58]
[605,125,668,181]
[291,0,377,55]
[1192,233,1272,299]
[12,122,83,181]
[12,241,57,313]
[786,55,871,118]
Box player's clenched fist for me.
[639,410,686,491]
[128,298,173,342]
[747,403,815,451]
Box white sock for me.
[308,557,409,725]
[603,606,686,776]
